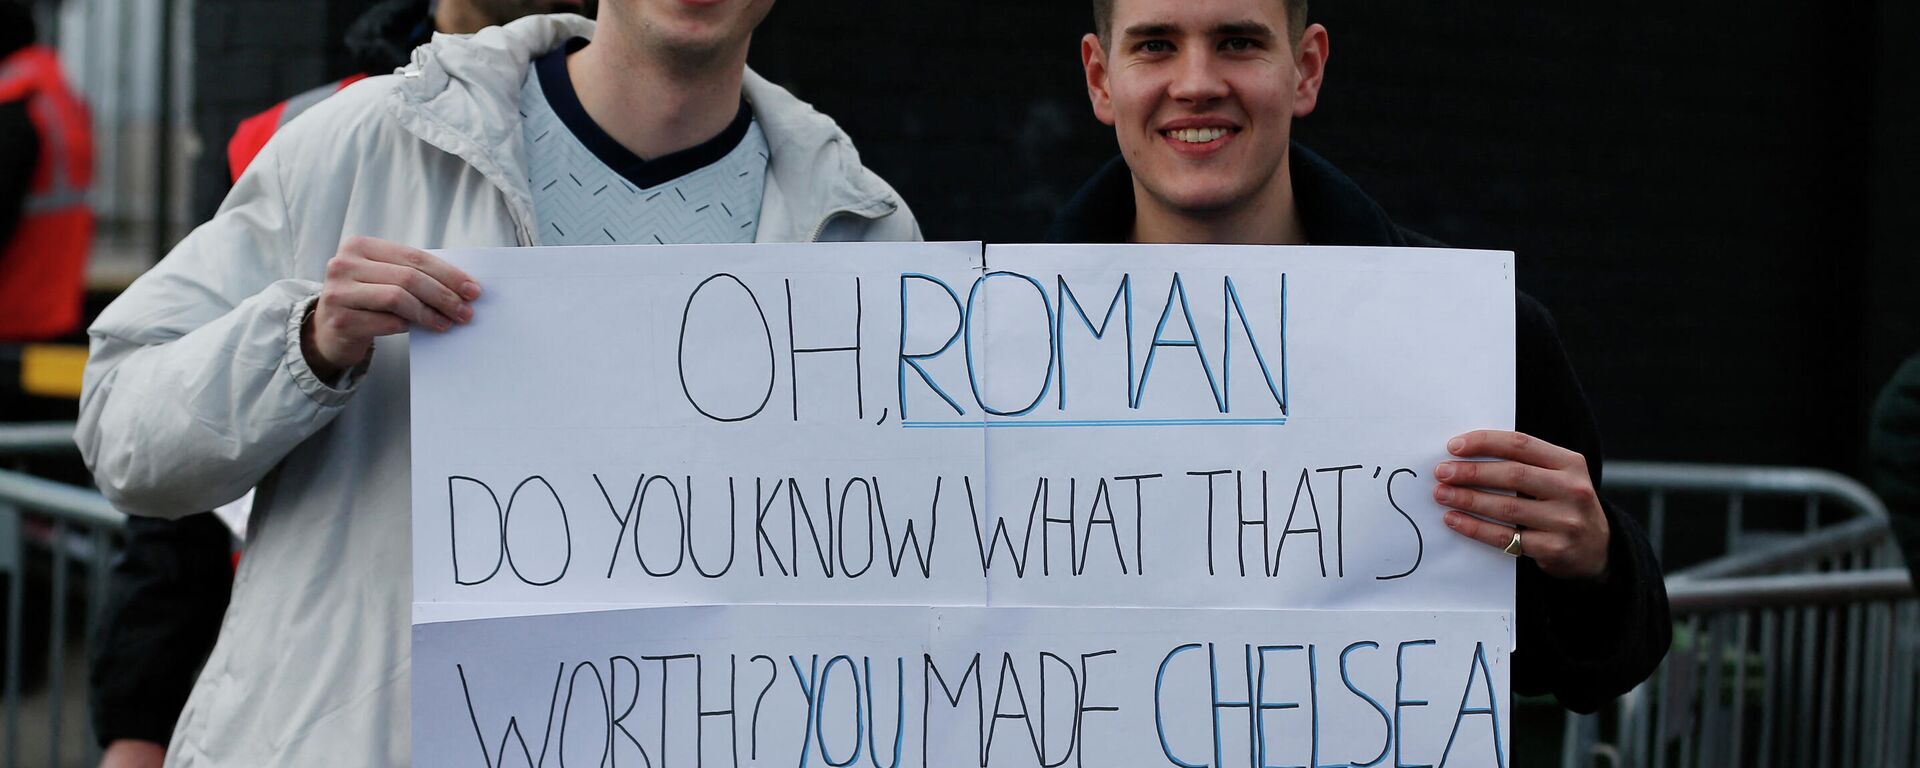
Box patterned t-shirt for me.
[520,38,769,245]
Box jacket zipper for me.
[809,211,848,243]
[809,204,889,242]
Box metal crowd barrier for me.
[1565,462,1914,768]
[1,435,1911,767]
[0,423,123,768]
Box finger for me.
[1447,430,1583,472]
[335,282,454,332]
[351,260,472,324]
[326,309,410,340]
[1434,459,1563,499]
[1442,510,1518,552]
[348,237,482,301]
[1434,484,1553,529]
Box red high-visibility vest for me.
[0,44,93,342]
[226,73,367,182]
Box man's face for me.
[1082,0,1327,215]
[605,0,775,65]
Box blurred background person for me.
[1869,352,1920,580]
[0,0,91,347]
[227,0,597,182]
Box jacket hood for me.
[1046,142,1413,247]
[386,13,899,244]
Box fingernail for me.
[1435,463,1454,480]
[458,305,473,322]
[435,318,451,331]
[462,282,482,300]
[1448,437,1465,454]
[1444,511,1462,529]
[1435,486,1453,504]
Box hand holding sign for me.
[302,236,483,380]
[1435,429,1612,582]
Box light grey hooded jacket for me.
[76,15,918,766]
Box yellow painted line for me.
[21,344,88,399]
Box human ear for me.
[1082,33,1117,126]
[1291,23,1329,117]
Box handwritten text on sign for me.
[410,244,1516,613]
[408,243,1518,766]
[413,606,1511,768]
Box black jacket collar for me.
[1046,142,1419,247]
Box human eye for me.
[1219,37,1263,52]
[1136,39,1174,55]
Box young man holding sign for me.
[77,2,916,765]
[1051,0,1669,712]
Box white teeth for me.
[1166,127,1230,143]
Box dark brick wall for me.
[1288,1,1915,470]
[191,1,1919,471]
[1867,0,1920,424]
[749,0,1118,243]
[191,0,369,221]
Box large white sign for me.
[411,243,1517,765]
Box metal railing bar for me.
[0,424,79,457]
[1728,612,1747,768]
[1869,603,1891,766]
[1670,517,1891,582]
[1756,609,1775,768]
[1725,493,1743,557]
[1775,615,1794,764]
[1789,610,1804,768]
[1654,612,1680,768]
[1622,683,1646,768]
[1904,604,1920,766]
[1819,605,1838,767]
[48,519,67,768]
[1690,615,1715,768]
[87,525,112,768]
[87,528,109,643]
[1559,711,1595,768]
[3,505,19,768]
[1680,613,1701,768]
[1606,463,1889,521]
[1649,490,1666,555]
[1842,599,1862,767]
[1667,569,1915,612]
[0,469,126,531]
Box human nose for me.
[1166,51,1229,104]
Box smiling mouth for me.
[1163,127,1235,144]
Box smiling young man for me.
[77,2,915,765]
[1050,0,1670,712]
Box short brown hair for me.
[1093,0,1309,43]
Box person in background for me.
[0,0,91,344]
[226,0,597,182]
[1868,353,1920,581]
[1049,0,1670,715]
[77,2,917,765]
[85,2,590,767]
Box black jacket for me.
[1049,146,1671,713]
[88,514,233,745]
[0,94,36,246]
